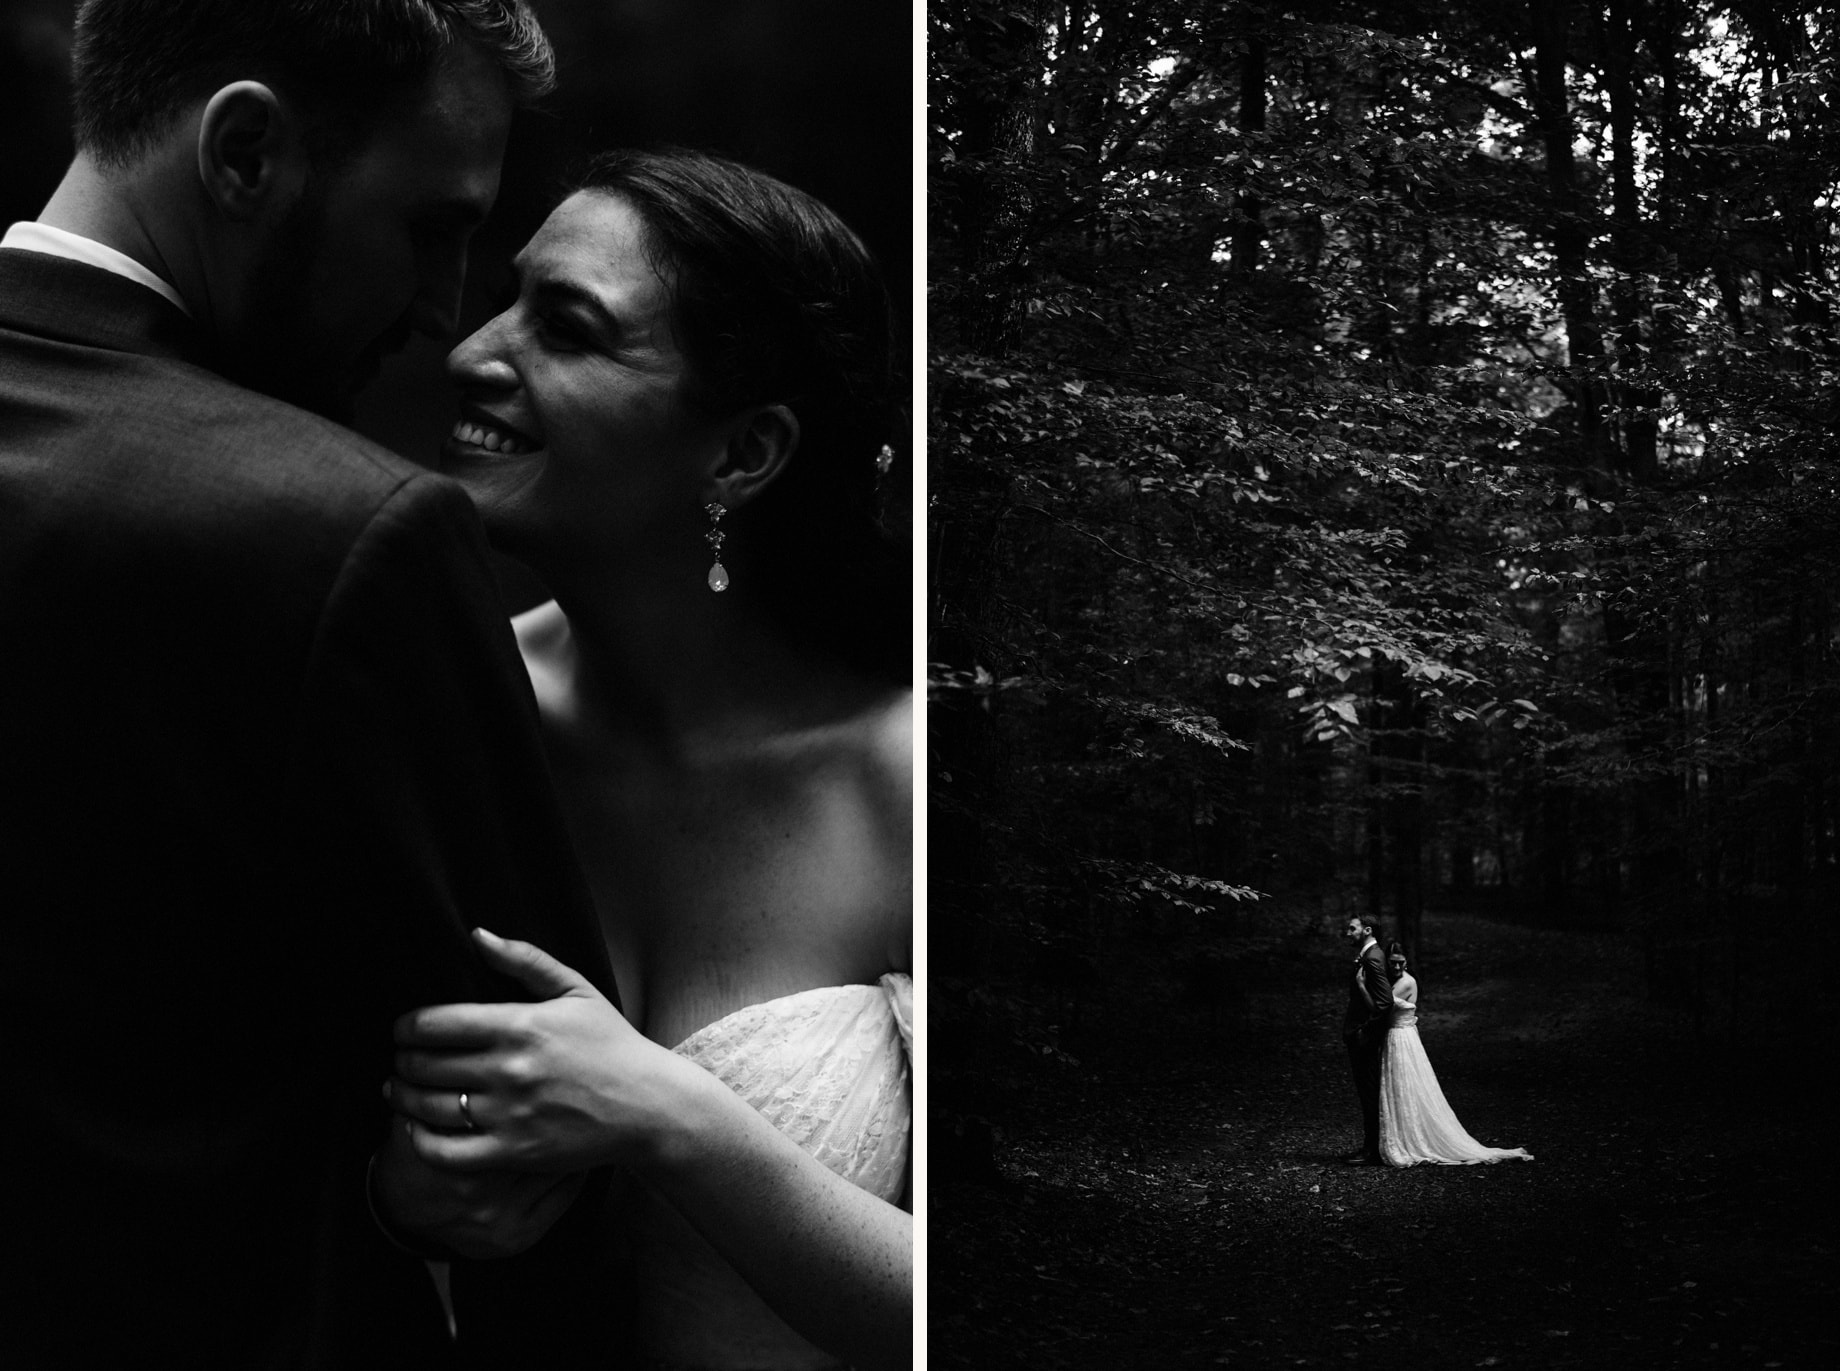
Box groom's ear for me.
[707,404,799,512]
[197,82,307,222]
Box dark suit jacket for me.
[0,249,614,1367]
[1343,939,1394,1039]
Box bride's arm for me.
[638,1036,912,1368]
[387,930,910,1371]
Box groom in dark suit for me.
[1341,915,1394,1165]
[0,3,614,1364]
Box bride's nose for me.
[446,311,519,388]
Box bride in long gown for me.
[1379,944,1533,1168]
[383,150,910,1369]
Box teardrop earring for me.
[704,501,729,592]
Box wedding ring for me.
[457,1091,478,1131]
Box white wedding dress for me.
[629,973,913,1369]
[1379,974,1532,1168]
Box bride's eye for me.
[536,312,591,352]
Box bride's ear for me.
[707,404,798,512]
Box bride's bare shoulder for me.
[859,688,913,799]
[820,688,911,844]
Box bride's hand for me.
[387,927,690,1175]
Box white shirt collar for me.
[4,222,193,318]
[1356,936,1376,959]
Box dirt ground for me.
[929,912,1831,1369]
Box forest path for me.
[931,913,1830,1370]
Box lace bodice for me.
[672,974,913,1203]
[631,974,912,1369]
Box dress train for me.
[1379,975,1532,1168]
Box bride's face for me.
[440,191,731,566]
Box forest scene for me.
[928,1,1835,1366]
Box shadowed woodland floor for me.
[931,913,1830,1369]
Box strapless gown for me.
[1379,1003,1533,1168]
[631,973,912,1369]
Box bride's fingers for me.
[392,1047,498,1090]
[383,1078,482,1133]
[472,926,598,1001]
[394,1000,523,1048]
[401,1116,510,1172]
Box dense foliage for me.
[929,0,1840,1081]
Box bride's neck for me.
[544,571,868,754]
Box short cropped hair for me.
[72,0,554,166]
[576,149,906,680]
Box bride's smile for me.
[448,412,539,455]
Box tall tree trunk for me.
[1782,590,1810,911]
[1408,222,1437,368]
[1607,0,1659,479]
[1650,0,1681,241]
[1230,17,1268,277]
[1762,11,1832,363]
[1529,1,1613,466]
[952,4,1049,356]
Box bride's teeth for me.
[451,419,534,453]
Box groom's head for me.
[1343,916,1374,945]
[67,0,554,416]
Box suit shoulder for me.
[124,356,474,540]
[4,345,483,603]
[164,363,425,495]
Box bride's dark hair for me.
[1386,940,1408,969]
[573,148,906,682]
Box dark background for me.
[0,0,913,594]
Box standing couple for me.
[0,2,909,1367]
[1341,917,1532,1168]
